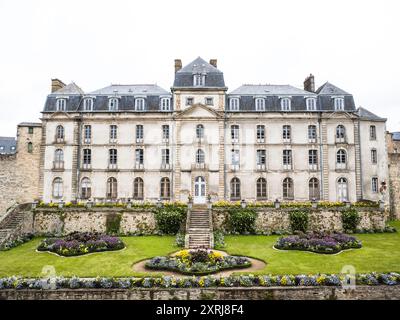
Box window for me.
[257,125,265,142]
[27,142,33,153]
[81,177,91,199]
[308,125,317,142]
[336,149,347,169]
[160,98,171,111]
[230,177,241,200]
[370,125,376,140]
[52,178,63,198]
[196,149,205,164]
[371,149,377,164]
[309,178,320,200]
[162,125,170,141]
[205,97,213,106]
[135,149,144,165]
[283,177,294,200]
[136,125,143,142]
[83,149,91,166]
[106,177,117,199]
[160,177,171,199]
[281,98,291,111]
[283,150,292,169]
[54,149,64,169]
[109,149,117,165]
[372,177,378,193]
[336,125,346,142]
[186,97,194,106]
[56,125,64,141]
[231,125,239,142]
[334,97,345,111]
[28,127,34,134]
[231,149,240,167]
[256,150,266,167]
[84,125,91,143]
[255,98,265,111]
[229,98,239,111]
[133,177,144,200]
[83,98,93,111]
[337,177,348,202]
[308,150,318,166]
[0,146,4,152]
[56,98,66,111]
[135,98,145,111]
[306,98,317,111]
[193,74,205,86]
[196,124,204,139]
[283,125,291,141]
[109,98,118,111]
[10,146,15,152]
[162,149,170,165]
[110,125,117,141]
[256,178,267,200]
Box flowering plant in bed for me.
[146,249,251,275]
[37,232,125,257]
[274,231,362,254]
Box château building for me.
[39,57,388,204]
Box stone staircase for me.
[186,205,213,249]
[0,204,31,247]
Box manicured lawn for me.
[0,236,176,277]
[225,221,400,275]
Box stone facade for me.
[387,132,400,219]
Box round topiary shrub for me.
[155,207,186,235]
[227,208,257,234]
[289,210,309,233]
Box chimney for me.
[304,74,315,92]
[174,59,182,73]
[209,59,217,68]
[51,78,66,93]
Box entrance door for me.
[337,178,348,202]
[194,176,206,204]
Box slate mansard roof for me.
[0,137,16,155]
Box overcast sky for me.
[0,0,399,137]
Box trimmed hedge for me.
[289,210,309,233]
[227,208,257,234]
[154,207,186,235]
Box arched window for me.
[336,149,347,169]
[196,149,205,164]
[109,98,118,111]
[309,178,320,200]
[56,125,64,141]
[133,177,144,200]
[196,124,204,139]
[230,177,241,200]
[54,149,64,169]
[52,177,63,198]
[337,177,348,202]
[283,177,294,200]
[160,177,170,199]
[336,125,346,142]
[81,177,91,199]
[27,142,33,153]
[256,178,267,200]
[106,177,117,199]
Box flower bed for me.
[274,232,362,254]
[145,249,251,275]
[37,232,125,257]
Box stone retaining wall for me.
[0,286,399,300]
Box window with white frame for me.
[56,125,64,141]
[231,125,239,142]
[308,125,317,142]
[336,125,346,142]
[230,177,241,200]
[283,125,291,141]
[334,97,345,111]
[255,98,265,111]
[283,149,292,167]
[306,98,317,111]
[133,177,144,200]
[84,125,91,143]
[186,97,194,106]
[108,98,118,111]
[162,125,169,141]
[81,177,91,199]
[257,125,265,142]
[196,124,204,139]
[109,125,117,141]
[336,149,347,169]
[371,149,377,164]
[309,178,320,200]
[193,74,205,86]
[231,149,240,166]
[83,149,91,165]
[229,98,239,111]
[160,98,171,111]
[52,178,63,198]
[54,149,64,169]
[136,125,143,142]
[83,98,93,111]
[106,177,117,199]
[109,149,117,165]
[162,149,170,165]
[308,149,318,169]
[56,98,66,111]
[196,149,205,164]
[256,150,266,166]
[283,177,294,200]
[281,98,291,111]
[372,177,378,193]
[160,177,171,199]
[135,98,145,111]
[256,178,267,200]
[135,149,144,165]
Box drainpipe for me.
[224,102,228,200]
[358,117,363,200]
[318,112,324,199]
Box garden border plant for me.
[289,209,309,233]
[227,208,257,234]
[153,206,187,235]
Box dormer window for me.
[229,98,240,111]
[193,73,205,86]
[255,98,265,111]
[306,98,317,111]
[108,98,118,111]
[83,98,93,111]
[56,98,66,111]
[135,98,145,111]
[160,98,171,111]
[334,97,345,111]
[281,98,291,111]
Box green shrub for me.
[175,232,185,247]
[341,208,361,232]
[155,207,186,235]
[289,210,309,233]
[227,208,257,234]
[213,231,225,249]
[106,213,122,235]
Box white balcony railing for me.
[336,162,347,170]
[283,163,292,170]
[53,161,64,170]
[108,163,118,170]
[82,163,92,170]
[309,164,318,171]
[256,164,267,171]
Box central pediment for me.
[175,104,222,119]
